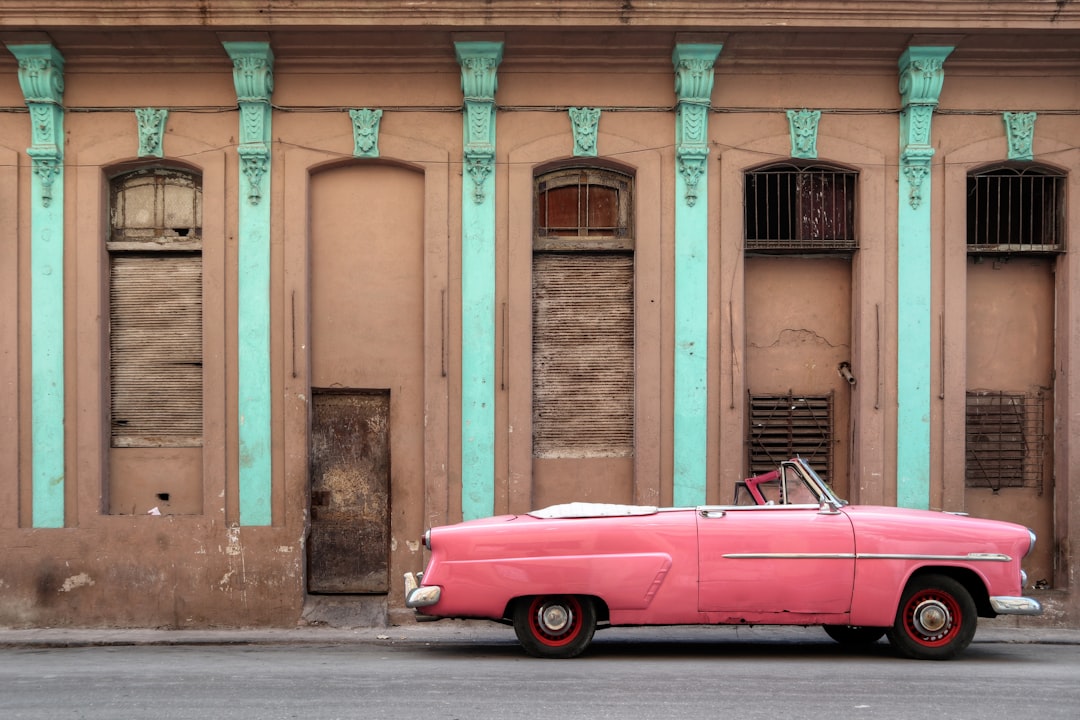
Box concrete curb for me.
[2,621,1077,649]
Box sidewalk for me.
[2,620,1078,649]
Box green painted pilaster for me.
[455,41,502,521]
[672,43,722,507]
[224,41,274,526]
[9,43,66,528]
[896,46,952,510]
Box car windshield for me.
[733,459,844,507]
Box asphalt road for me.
[2,629,1078,720]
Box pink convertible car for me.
[404,457,1041,660]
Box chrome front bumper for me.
[990,595,1043,616]
[404,572,442,608]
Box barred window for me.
[108,168,203,448]
[532,166,634,458]
[744,163,858,252]
[965,391,1046,491]
[967,165,1065,254]
[748,393,833,484]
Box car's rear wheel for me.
[513,595,596,659]
[823,625,886,646]
[886,574,977,660]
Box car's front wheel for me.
[513,595,597,659]
[886,574,977,660]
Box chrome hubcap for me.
[912,599,950,636]
[539,604,571,634]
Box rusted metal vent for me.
[744,163,857,252]
[966,165,1065,254]
[748,393,833,483]
[965,390,1046,492]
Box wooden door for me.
[308,391,390,593]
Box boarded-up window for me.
[744,163,858,252]
[109,168,203,447]
[748,393,833,484]
[533,166,634,458]
[966,390,1046,491]
[967,164,1065,254]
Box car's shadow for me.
[411,634,1017,663]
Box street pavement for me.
[1,618,1077,649]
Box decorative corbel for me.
[135,108,169,158]
[569,107,601,157]
[10,44,64,207]
[898,47,952,210]
[456,42,503,204]
[787,109,821,160]
[673,44,722,207]
[224,42,274,205]
[350,108,383,158]
[1004,111,1036,162]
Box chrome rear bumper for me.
[989,595,1043,616]
[404,572,442,608]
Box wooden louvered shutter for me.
[110,254,203,447]
[748,393,832,483]
[532,252,634,458]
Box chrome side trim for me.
[723,553,855,559]
[722,552,1012,562]
[990,596,1043,616]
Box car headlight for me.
[1026,528,1037,558]
[422,529,432,550]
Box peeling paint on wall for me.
[59,573,95,592]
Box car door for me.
[697,506,855,614]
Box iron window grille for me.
[744,163,858,252]
[748,392,833,485]
[967,165,1066,254]
[965,390,1046,493]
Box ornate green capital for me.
[136,108,169,158]
[9,44,65,207]
[1004,111,1036,161]
[350,108,383,158]
[224,42,274,205]
[787,109,821,160]
[569,107,601,157]
[898,46,952,210]
[455,41,503,204]
[673,44,722,207]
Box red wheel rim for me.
[527,596,583,648]
[902,589,961,647]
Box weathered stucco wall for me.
[0,2,1078,628]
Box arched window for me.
[108,167,203,448]
[967,164,1065,253]
[744,162,858,252]
[532,165,634,458]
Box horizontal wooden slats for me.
[533,253,634,458]
[748,393,833,482]
[965,390,1045,491]
[110,254,203,447]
